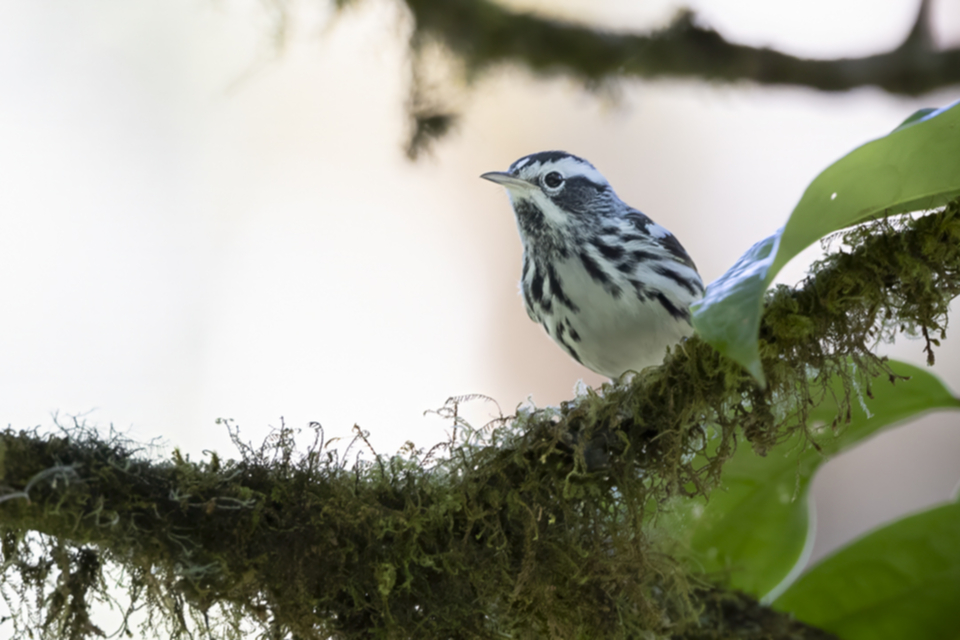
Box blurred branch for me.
[257,0,957,154]
[405,0,959,95]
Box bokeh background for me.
[2,0,960,574]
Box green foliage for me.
[774,498,960,640]
[661,361,960,600]
[693,100,960,383]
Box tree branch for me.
[403,0,960,95]
[5,199,960,638]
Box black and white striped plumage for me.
[482,151,703,379]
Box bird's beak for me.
[480,171,535,192]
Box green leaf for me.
[773,499,960,640]
[663,360,960,600]
[692,101,960,384]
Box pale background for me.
[2,0,959,581]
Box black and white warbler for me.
[482,151,704,379]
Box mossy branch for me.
[4,199,960,638]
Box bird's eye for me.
[542,171,564,189]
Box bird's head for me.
[482,151,621,239]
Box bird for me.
[481,151,703,379]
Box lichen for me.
[3,199,959,639]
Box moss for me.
[3,200,960,639]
